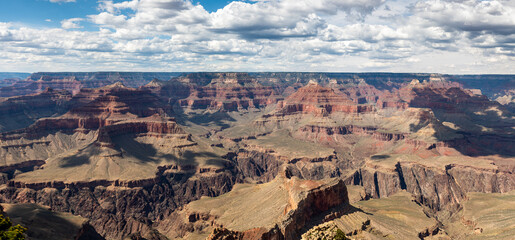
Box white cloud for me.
[413,0,515,35]
[0,0,513,73]
[61,18,83,29]
[89,12,127,27]
[98,0,139,13]
[208,0,386,39]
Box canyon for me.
[0,72,512,239]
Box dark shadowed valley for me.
[0,72,512,239]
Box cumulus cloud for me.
[61,18,83,29]
[89,0,209,38]
[406,0,515,55]
[208,0,386,39]
[413,0,515,35]
[0,0,513,73]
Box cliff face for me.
[178,85,279,111]
[280,177,349,239]
[175,73,283,111]
[0,88,73,132]
[375,80,501,112]
[275,82,372,116]
[141,73,284,111]
[0,72,512,239]
[294,125,406,144]
[1,169,236,240]
[1,72,512,101]
[345,161,515,213]
[15,83,168,134]
[0,84,173,165]
[0,81,240,239]
[160,174,349,240]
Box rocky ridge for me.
[0,73,512,239]
[157,172,349,240]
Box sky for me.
[0,0,514,73]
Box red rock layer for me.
[376,81,486,110]
[172,73,283,111]
[39,84,165,129]
[142,73,283,111]
[197,178,349,240]
[337,84,384,104]
[295,125,406,144]
[178,85,280,111]
[0,84,172,142]
[276,82,373,116]
[96,115,187,147]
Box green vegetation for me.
[0,213,26,240]
[334,229,347,240]
[302,223,348,240]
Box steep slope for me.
[275,81,372,116]
[158,172,349,240]
[0,83,170,167]
[175,73,282,111]
[0,83,229,183]
[450,74,515,100]
[2,203,103,240]
[0,88,72,132]
[0,83,236,239]
[226,78,515,216]
[0,72,512,239]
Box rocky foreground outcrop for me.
[2,203,104,240]
[0,82,239,239]
[0,72,512,239]
[1,168,236,239]
[157,173,349,240]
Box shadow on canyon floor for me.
[3,203,105,240]
[409,90,515,157]
[59,134,226,171]
[173,106,237,130]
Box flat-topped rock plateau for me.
[0,72,512,239]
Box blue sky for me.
[0,0,513,73]
[0,0,231,28]
[0,0,97,29]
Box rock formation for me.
[157,172,349,240]
[0,72,512,239]
[0,72,181,97]
[0,88,73,132]
[274,81,372,116]
[176,73,282,111]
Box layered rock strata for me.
[158,174,349,240]
[274,81,373,116]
